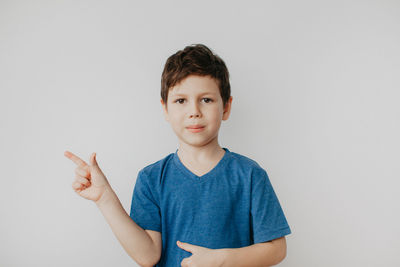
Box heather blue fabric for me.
[129,147,291,267]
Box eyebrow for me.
[170,92,216,97]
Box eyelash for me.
[174,98,213,104]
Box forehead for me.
[169,75,220,97]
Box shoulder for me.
[227,150,270,183]
[137,152,175,184]
[228,150,266,173]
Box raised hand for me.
[64,151,110,203]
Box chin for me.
[178,136,206,147]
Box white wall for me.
[1,0,399,266]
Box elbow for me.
[275,242,287,265]
[268,250,286,267]
[138,260,155,267]
[277,249,287,265]
[138,259,156,267]
[134,258,151,267]
[139,254,161,267]
[131,254,156,267]
[269,237,287,266]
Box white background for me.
[1,0,399,266]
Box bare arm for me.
[96,185,160,267]
[65,151,160,267]
[220,237,287,267]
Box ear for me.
[222,96,233,121]
[161,98,169,122]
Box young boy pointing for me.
[65,44,292,267]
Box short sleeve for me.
[251,168,291,243]
[129,170,161,232]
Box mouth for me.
[186,125,205,133]
[186,125,205,129]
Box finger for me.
[64,151,88,167]
[72,181,84,191]
[75,175,91,186]
[75,167,90,178]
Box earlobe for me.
[222,96,233,121]
[160,99,166,112]
[161,99,169,122]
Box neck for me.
[177,137,224,163]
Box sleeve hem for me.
[133,221,161,232]
[130,214,161,232]
[253,226,292,243]
[143,227,161,232]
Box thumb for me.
[89,152,104,175]
[90,152,98,167]
[88,152,109,186]
[90,153,102,173]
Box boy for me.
[65,44,291,267]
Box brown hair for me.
[161,44,231,110]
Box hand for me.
[64,151,110,203]
[177,241,226,267]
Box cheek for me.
[208,108,223,124]
[167,108,181,120]
[169,113,184,128]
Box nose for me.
[189,101,201,118]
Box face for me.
[161,75,232,148]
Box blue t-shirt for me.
[129,147,291,267]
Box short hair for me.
[161,44,231,109]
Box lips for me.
[187,125,204,129]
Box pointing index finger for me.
[64,151,88,167]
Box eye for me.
[174,98,185,104]
[174,98,213,104]
[202,98,213,103]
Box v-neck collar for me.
[173,147,231,183]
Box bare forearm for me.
[95,186,157,267]
[220,241,284,267]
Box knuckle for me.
[72,181,79,189]
[75,173,88,182]
[74,168,81,176]
[75,167,89,177]
[81,177,90,185]
[77,176,87,184]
